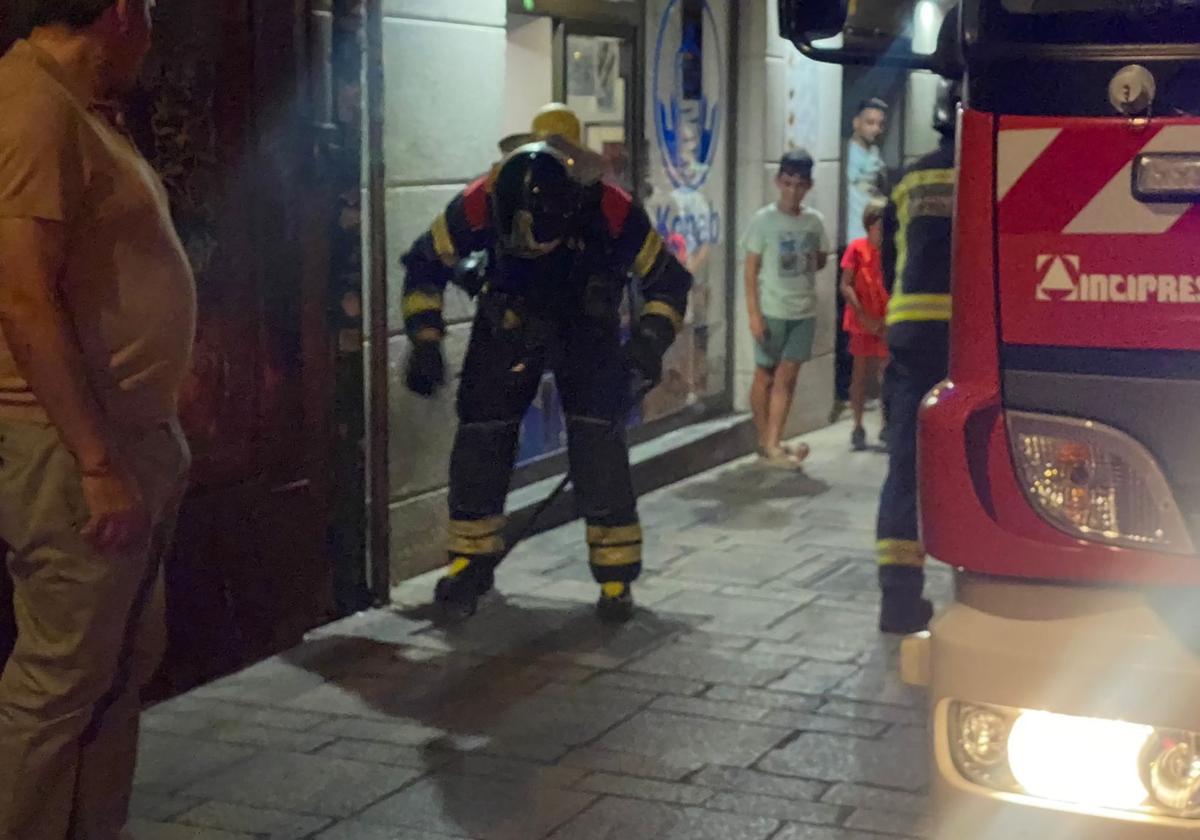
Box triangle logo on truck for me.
[1036,255,1081,301]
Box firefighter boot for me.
[434,555,499,619]
[878,566,933,634]
[879,594,933,634]
[596,581,635,624]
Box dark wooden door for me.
[130,0,340,697]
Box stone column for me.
[380,0,507,583]
[732,0,842,435]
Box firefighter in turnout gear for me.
[874,75,959,634]
[401,109,692,623]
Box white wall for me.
[905,70,942,164]
[504,14,554,137]
[905,0,953,163]
[382,0,507,583]
[733,0,843,435]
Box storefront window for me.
[641,0,730,421]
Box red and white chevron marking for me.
[993,116,1200,350]
[997,118,1200,236]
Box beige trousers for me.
[0,418,189,840]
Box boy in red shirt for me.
[840,199,889,451]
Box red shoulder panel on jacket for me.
[463,175,492,230]
[600,182,632,237]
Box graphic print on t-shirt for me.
[778,230,819,277]
[779,233,801,276]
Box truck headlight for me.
[1007,411,1193,554]
[949,701,1200,818]
[1142,730,1200,817]
[1008,710,1153,810]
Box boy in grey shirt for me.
[743,150,830,468]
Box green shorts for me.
[755,316,816,368]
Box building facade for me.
[375,0,945,585]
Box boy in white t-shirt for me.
[743,150,830,468]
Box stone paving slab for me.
[546,798,781,840]
[181,752,420,817]
[313,738,441,768]
[559,745,700,781]
[759,708,888,738]
[624,643,800,688]
[134,735,258,795]
[690,766,828,801]
[845,807,933,837]
[821,782,930,814]
[831,662,926,708]
[650,590,803,630]
[575,772,715,805]
[128,791,203,823]
[649,694,774,724]
[355,775,595,839]
[774,824,893,840]
[703,685,823,713]
[133,419,937,839]
[770,660,859,695]
[172,802,332,839]
[594,710,793,769]
[663,548,813,585]
[125,821,253,840]
[586,669,708,697]
[758,731,930,791]
[316,825,469,840]
[707,790,847,827]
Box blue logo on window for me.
[652,0,724,192]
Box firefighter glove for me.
[626,313,676,390]
[406,339,445,397]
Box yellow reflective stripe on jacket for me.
[892,168,955,296]
[641,300,684,332]
[401,289,444,320]
[633,230,664,278]
[876,538,925,568]
[886,292,951,326]
[430,212,459,267]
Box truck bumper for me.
[903,574,1200,838]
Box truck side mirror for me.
[779,0,960,72]
[778,0,850,43]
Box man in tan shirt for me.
[0,2,196,837]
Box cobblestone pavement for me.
[130,414,952,839]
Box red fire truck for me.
[784,0,1200,835]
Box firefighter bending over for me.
[400,105,692,623]
[875,77,959,634]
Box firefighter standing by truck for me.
[875,76,959,634]
[400,105,692,623]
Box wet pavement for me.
[129,413,951,839]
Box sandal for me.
[759,445,803,470]
[782,442,811,462]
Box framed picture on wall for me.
[596,38,620,113]
[584,122,629,188]
[567,37,597,97]
[584,122,624,152]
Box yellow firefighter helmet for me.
[531,103,582,145]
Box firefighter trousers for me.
[875,348,947,594]
[447,301,641,586]
[0,418,190,840]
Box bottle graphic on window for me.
[657,0,720,189]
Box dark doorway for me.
[124,0,365,699]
